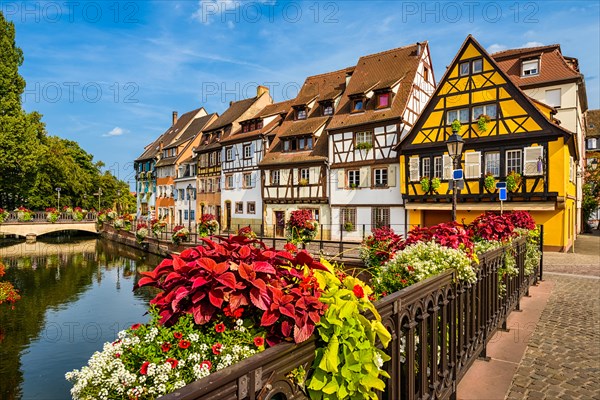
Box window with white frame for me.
[472,58,483,73]
[355,131,373,147]
[421,158,431,178]
[243,144,252,159]
[347,170,360,187]
[459,61,469,76]
[433,156,443,179]
[300,168,309,182]
[524,146,544,176]
[372,207,390,229]
[506,149,523,175]
[485,152,500,177]
[472,104,498,119]
[522,59,539,76]
[225,174,234,189]
[545,89,561,108]
[243,173,252,188]
[341,208,357,231]
[226,147,233,161]
[208,152,215,166]
[447,108,469,124]
[588,138,598,150]
[409,157,420,182]
[270,170,280,185]
[247,202,256,214]
[374,168,388,187]
[235,202,243,213]
[207,178,214,193]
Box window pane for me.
[459,62,469,76]
[307,137,313,149]
[434,157,443,178]
[354,100,363,111]
[506,150,522,175]
[283,141,290,151]
[459,108,469,123]
[422,158,431,178]
[378,93,389,108]
[486,104,497,118]
[485,152,500,176]
[447,110,458,124]
[473,106,484,120]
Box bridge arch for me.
[0,222,98,241]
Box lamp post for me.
[186,184,194,231]
[116,190,121,214]
[446,131,464,222]
[55,187,61,210]
[94,188,103,210]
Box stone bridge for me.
[0,212,98,242]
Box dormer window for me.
[352,98,365,113]
[282,136,313,152]
[459,61,470,76]
[241,119,263,133]
[376,92,390,109]
[522,59,539,76]
[322,102,334,116]
[296,107,307,120]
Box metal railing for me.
[1,211,97,224]
[158,237,536,400]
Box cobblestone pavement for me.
[505,274,600,399]
[542,232,600,277]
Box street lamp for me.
[93,188,103,210]
[186,184,194,231]
[116,190,121,213]
[446,131,464,222]
[55,187,61,210]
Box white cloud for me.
[488,43,507,54]
[521,41,544,48]
[103,127,128,137]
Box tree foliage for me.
[0,11,134,212]
[583,163,600,229]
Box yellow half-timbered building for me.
[397,36,578,251]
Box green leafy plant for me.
[420,177,430,193]
[0,208,8,224]
[484,173,496,191]
[506,171,522,192]
[307,261,391,400]
[355,142,373,151]
[430,177,441,192]
[477,114,491,132]
[451,119,462,133]
[343,222,354,232]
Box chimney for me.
[416,42,421,57]
[256,85,270,98]
[172,111,178,125]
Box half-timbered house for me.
[195,87,272,231]
[327,42,435,240]
[491,45,588,232]
[260,68,354,239]
[397,35,579,251]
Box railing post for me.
[319,224,323,252]
[538,224,544,281]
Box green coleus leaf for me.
[319,336,340,372]
[372,321,391,348]
[322,378,339,394]
[307,369,328,391]
[338,300,357,320]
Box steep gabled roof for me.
[396,35,576,158]
[164,113,218,149]
[205,96,263,132]
[587,110,600,139]
[135,107,206,162]
[328,42,425,131]
[291,67,354,107]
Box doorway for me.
[275,211,285,237]
[216,206,221,230]
[225,202,231,231]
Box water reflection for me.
[0,236,162,400]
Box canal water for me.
[0,235,163,400]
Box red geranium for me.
[173,332,183,339]
[352,285,365,299]
[212,343,222,355]
[214,323,225,333]
[178,340,191,349]
[253,337,265,347]
[284,243,298,253]
[161,342,171,352]
[140,361,150,375]
[131,323,141,330]
[165,358,178,369]
[200,360,212,370]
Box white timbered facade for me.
[327,42,436,240]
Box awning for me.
[406,202,556,211]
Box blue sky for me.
[4,0,599,188]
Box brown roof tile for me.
[164,113,218,149]
[291,67,354,107]
[492,45,582,88]
[328,43,423,131]
[587,110,600,138]
[205,96,262,132]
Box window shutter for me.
[388,165,396,187]
[337,169,345,188]
[464,151,481,179]
[443,155,453,180]
[524,146,544,176]
[409,157,420,182]
[359,166,370,187]
[292,168,299,185]
[281,169,290,186]
[310,167,319,184]
[569,156,574,182]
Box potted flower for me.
[121,214,134,231]
[46,207,60,223]
[0,208,9,224]
[171,225,189,244]
[344,221,354,232]
[299,178,309,186]
[420,177,431,193]
[484,172,496,192]
[15,206,32,222]
[286,210,318,244]
[107,209,118,221]
[431,177,441,193]
[238,226,257,239]
[135,222,149,244]
[113,218,124,229]
[506,171,522,192]
[151,219,167,237]
[451,119,462,133]
[71,206,86,221]
[197,214,219,238]
[477,114,491,132]
[355,141,373,151]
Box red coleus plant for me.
[506,211,536,230]
[404,222,475,257]
[287,210,317,232]
[361,226,404,267]
[468,212,516,242]
[135,234,329,345]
